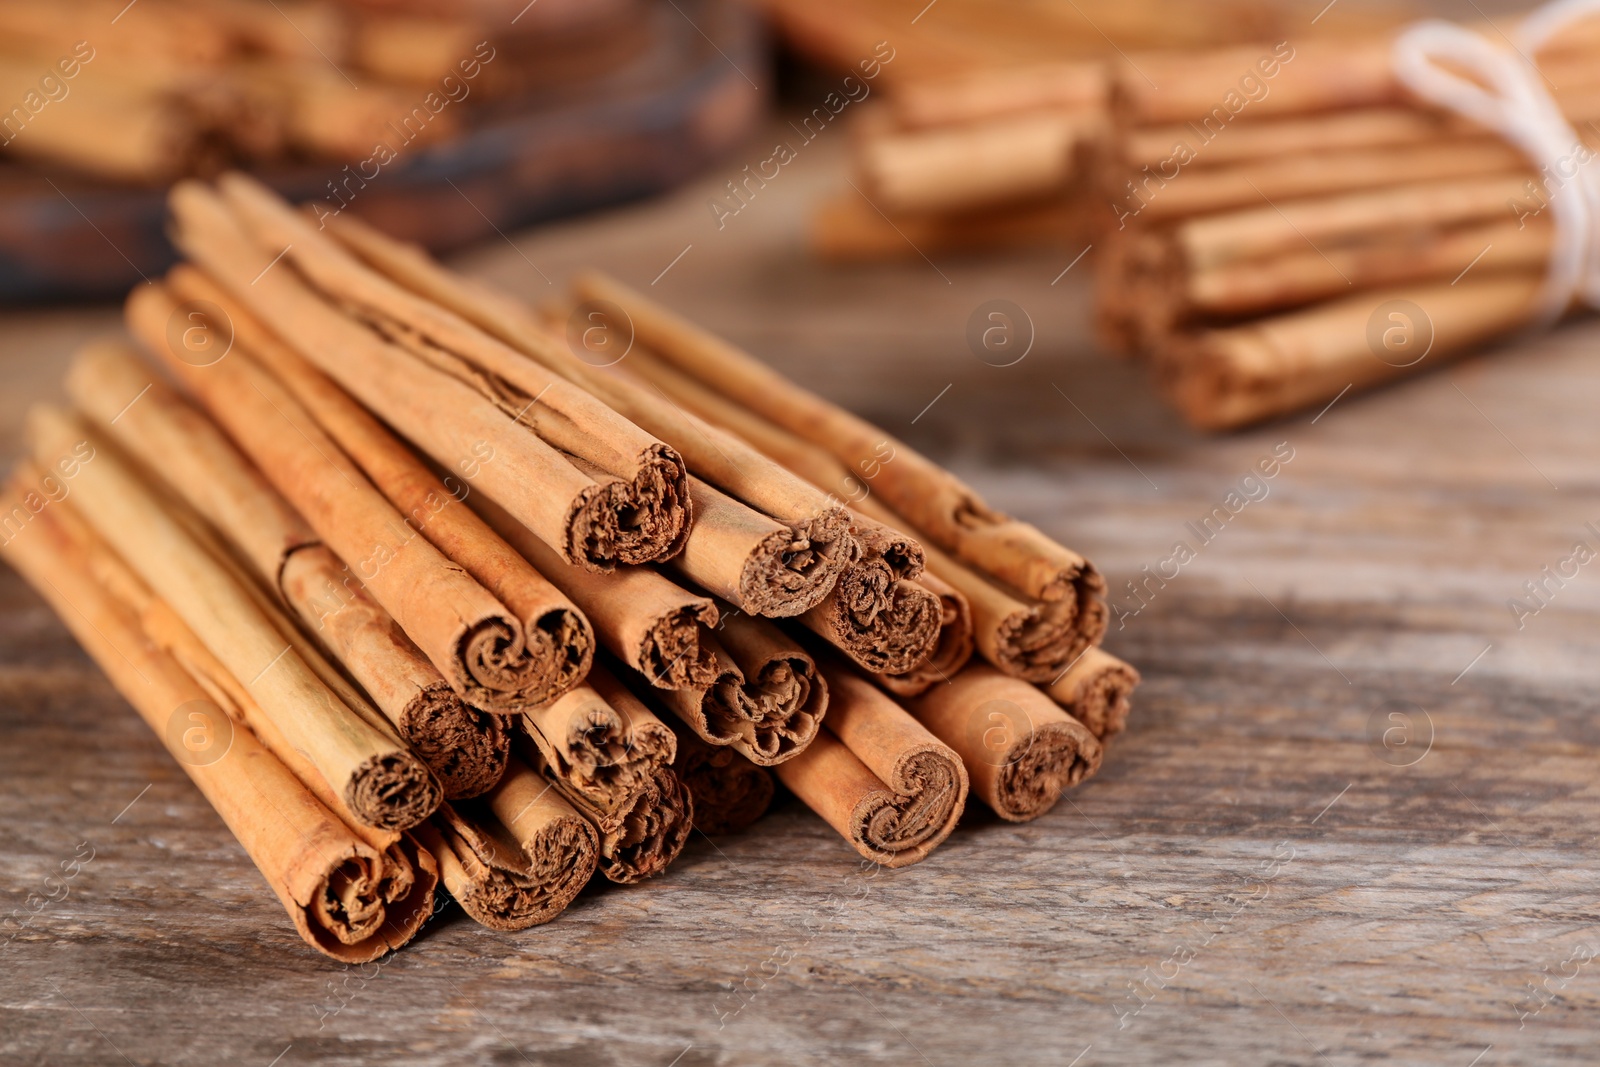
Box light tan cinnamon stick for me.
[776,663,967,867]
[27,405,442,831]
[908,664,1102,822]
[165,178,690,573]
[68,340,510,798]
[516,735,693,884]
[665,719,775,836]
[1047,647,1140,742]
[125,281,580,714]
[887,61,1107,129]
[569,271,1106,653]
[470,490,720,689]
[417,757,597,931]
[877,571,975,697]
[519,665,677,813]
[647,612,828,765]
[318,209,858,619]
[159,264,595,706]
[1163,274,1545,430]
[0,479,439,962]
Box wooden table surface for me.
[4,118,1599,1067]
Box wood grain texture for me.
[3,118,1599,1066]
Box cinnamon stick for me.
[647,611,828,765]
[318,210,859,619]
[1164,274,1544,430]
[68,340,510,799]
[907,664,1102,822]
[1047,647,1140,742]
[417,757,597,931]
[665,720,775,836]
[516,735,693,884]
[775,663,967,867]
[519,665,677,813]
[27,405,442,831]
[165,178,690,574]
[0,479,439,962]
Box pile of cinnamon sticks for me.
[2,174,1138,960]
[1094,24,1584,429]
[0,0,634,183]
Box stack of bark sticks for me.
[0,0,635,183]
[1093,22,1592,430]
[1,174,1138,961]
[772,0,1409,263]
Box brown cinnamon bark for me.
[125,281,579,714]
[1047,647,1141,741]
[516,735,693,884]
[470,491,720,689]
[797,558,942,675]
[617,343,1071,684]
[68,340,509,798]
[1163,274,1545,430]
[877,572,975,697]
[318,210,857,619]
[569,271,1106,654]
[417,757,597,931]
[908,664,1102,822]
[27,405,441,831]
[165,178,689,573]
[888,61,1107,129]
[648,612,828,765]
[856,107,1097,214]
[520,665,677,812]
[811,190,1082,262]
[0,479,438,962]
[775,664,967,867]
[160,264,595,706]
[665,719,775,835]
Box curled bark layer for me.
[420,758,597,931]
[649,612,828,765]
[1046,647,1141,741]
[666,719,775,835]
[777,665,967,867]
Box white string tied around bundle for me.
[1393,0,1600,326]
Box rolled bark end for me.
[400,684,509,800]
[673,735,775,836]
[456,813,596,931]
[641,604,721,689]
[1048,647,1141,741]
[736,507,855,618]
[571,445,690,568]
[740,652,826,764]
[807,566,943,675]
[994,583,1110,684]
[313,855,387,946]
[457,604,594,713]
[993,718,1103,823]
[596,767,694,884]
[880,576,975,697]
[907,663,1103,822]
[344,751,443,832]
[854,746,965,865]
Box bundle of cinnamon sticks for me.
[779,0,1409,262]
[0,0,636,183]
[1094,21,1587,429]
[2,174,1138,959]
